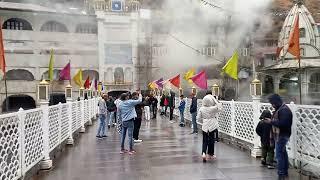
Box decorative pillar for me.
[37,80,52,169]
[65,84,73,102]
[79,87,85,100]
[212,84,220,99]
[250,79,262,158]
[273,76,280,94]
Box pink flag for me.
[59,62,71,80]
[191,70,207,89]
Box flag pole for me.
[4,72,8,112]
[298,59,302,104]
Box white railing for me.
[173,97,320,177]
[0,98,98,180]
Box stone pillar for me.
[273,76,280,94]
[251,95,262,158]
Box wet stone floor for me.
[34,115,301,180]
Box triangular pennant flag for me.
[191,70,207,89]
[90,78,96,90]
[0,21,6,80]
[84,76,90,89]
[287,14,300,61]
[73,69,83,87]
[155,78,164,89]
[184,68,195,84]
[222,51,238,80]
[59,62,71,80]
[169,74,180,88]
[98,82,102,92]
[48,49,54,81]
[94,79,98,90]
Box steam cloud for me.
[152,0,273,78]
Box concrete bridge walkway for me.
[33,116,299,180]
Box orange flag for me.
[287,14,300,61]
[169,74,180,88]
[0,19,6,80]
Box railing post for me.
[251,96,262,158]
[66,102,74,145]
[58,102,62,144]
[288,101,298,167]
[230,99,236,138]
[80,100,86,133]
[88,100,93,126]
[39,102,53,170]
[18,108,26,176]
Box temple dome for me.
[278,3,320,59]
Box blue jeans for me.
[191,112,198,133]
[108,111,114,125]
[97,114,106,136]
[121,120,134,150]
[179,110,185,124]
[275,136,289,176]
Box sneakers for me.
[134,139,143,143]
[179,123,185,127]
[267,165,275,169]
[169,120,175,124]
[102,135,108,138]
[202,153,207,162]
[120,149,129,154]
[128,149,136,155]
[190,132,198,135]
[96,135,103,139]
[108,124,111,129]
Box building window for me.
[242,48,248,56]
[300,48,305,56]
[41,21,68,32]
[75,23,97,34]
[131,2,139,11]
[3,18,33,30]
[299,28,306,38]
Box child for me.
[178,95,186,127]
[256,110,275,169]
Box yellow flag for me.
[48,49,54,81]
[184,68,195,84]
[148,82,157,90]
[222,51,238,80]
[73,69,83,87]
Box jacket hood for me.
[202,95,214,107]
[268,94,283,109]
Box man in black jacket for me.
[190,93,198,134]
[169,91,175,121]
[133,92,143,143]
[150,95,158,119]
[264,94,292,180]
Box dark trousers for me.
[261,143,275,165]
[276,136,289,176]
[202,130,217,155]
[114,111,117,124]
[169,107,174,120]
[133,118,142,140]
[152,105,157,118]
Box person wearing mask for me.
[197,94,221,162]
[150,95,159,119]
[190,93,198,134]
[133,92,143,143]
[143,96,151,121]
[96,94,108,138]
[160,94,165,115]
[118,91,142,155]
[106,96,117,128]
[264,94,293,180]
[178,95,186,127]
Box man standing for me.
[96,94,108,138]
[118,91,142,155]
[150,94,158,119]
[265,94,292,180]
[190,93,198,134]
[178,95,186,127]
[106,96,117,128]
[133,92,143,143]
[169,91,175,122]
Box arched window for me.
[3,18,33,30]
[82,70,99,80]
[114,67,124,84]
[2,95,36,112]
[42,69,61,81]
[263,75,274,95]
[279,73,299,98]
[41,21,68,32]
[6,69,34,81]
[299,28,306,38]
[309,73,320,98]
[130,1,140,11]
[75,23,97,34]
[124,68,132,83]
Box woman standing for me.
[197,94,222,162]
